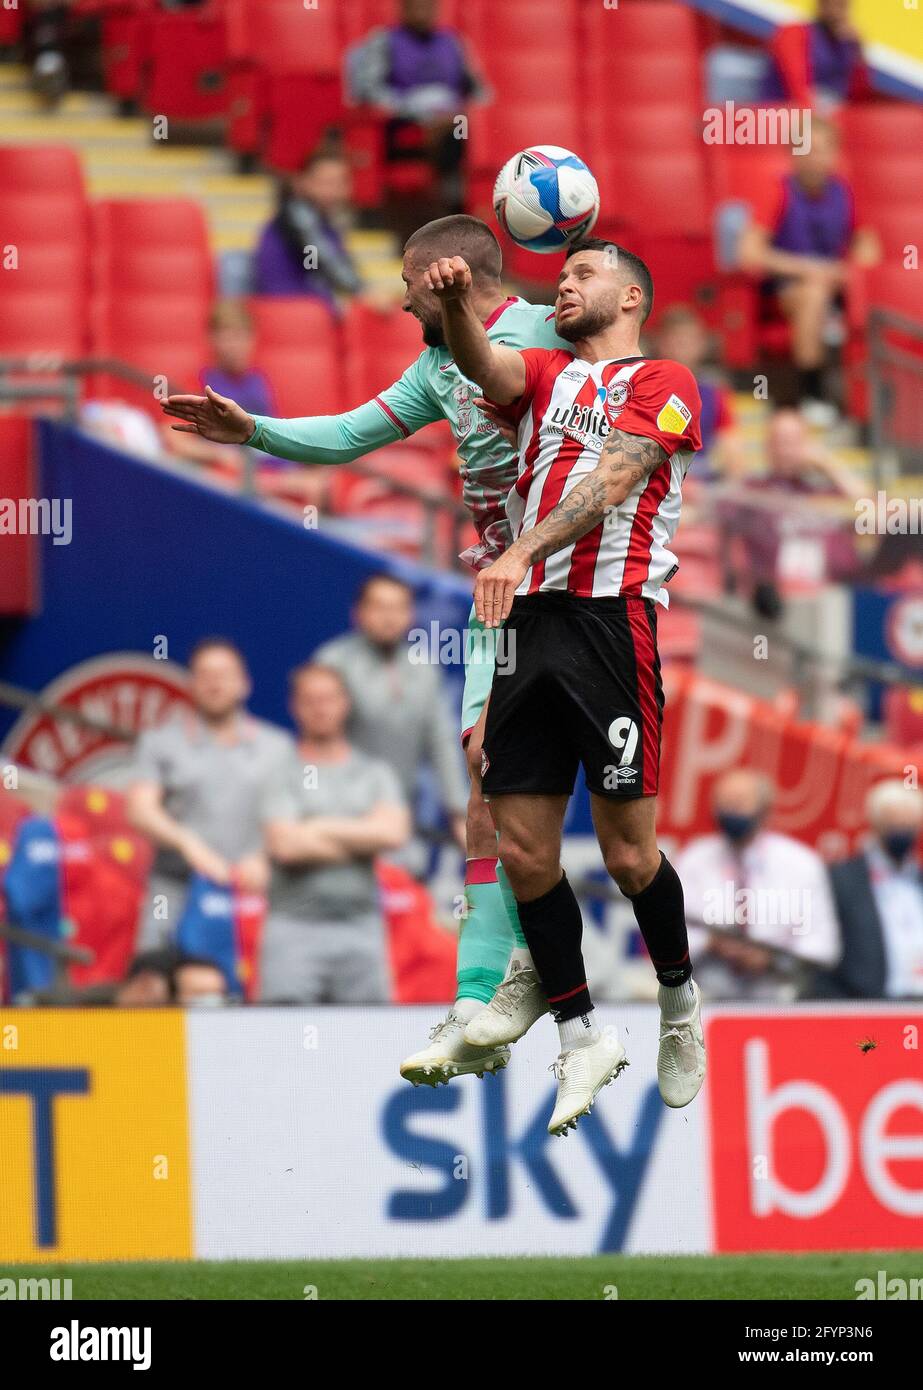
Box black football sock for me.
[515,871,592,1021]
[625,852,692,986]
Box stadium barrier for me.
[1,1003,919,1263]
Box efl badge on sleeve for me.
[656,393,692,435]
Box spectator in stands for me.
[754,407,862,500]
[254,150,362,309]
[725,407,863,610]
[127,638,293,948]
[763,0,872,110]
[345,0,487,234]
[655,305,746,481]
[113,949,178,1007]
[314,573,468,871]
[174,955,230,1007]
[737,118,879,409]
[200,301,274,419]
[813,780,923,999]
[676,768,840,1000]
[259,663,410,1004]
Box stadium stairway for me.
[0,63,401,285]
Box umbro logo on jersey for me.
[561,368,586,382]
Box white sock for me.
[557,1010,599,1051]
[451,998,483,1024]
[508,946,534,972]
[658,978,697,1021]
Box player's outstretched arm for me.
[474,429,668,628]
[165,382,431,466]
[162,384,255,444]
[425,257,526,404]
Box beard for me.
[556,300,615,342]
[420,314,445,347]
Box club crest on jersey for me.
[603,379,632,422]
[656,393,692,435]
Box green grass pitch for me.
[8,1252,922,1300]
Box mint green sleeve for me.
[246,355,441,465]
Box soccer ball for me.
[493,146,599,254]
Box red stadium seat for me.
[0,196,90,295]
[94,295,209,349]
[224,1,346,168]
[92,200,214,304]
[101,4,155,103]
[343,304,423,403]
[252,347,344,418]
[91,293,208,413]
[247,298,345,415]
[585,103,701,157]
[595,152,709,238]
[708,141,792,212]
[583,0,701,50]
[864,205,923,272]
[143,10,228,120]
[0,3,24,45]
[0,293,87,356]
[867,266,923,324]
[850,158,923,215]
[93,198,211,253]
[0,145,85,198]
[840,103,923,158]
[247,297,340,349]
[469,103,581,174]
[227,0,342,74]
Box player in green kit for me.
[163,215,564,1082]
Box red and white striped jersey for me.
[501,350,702,605]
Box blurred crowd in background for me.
[0,0,921,1008]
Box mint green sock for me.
[496,860,528,948]
[456,877,515,1004]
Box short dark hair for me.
[565,238,654,325]
[188,636,248,671]
[355,571,415,604]
[404,215,503,281]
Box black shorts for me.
[481,592,664,801]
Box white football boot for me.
[657,980,706,1108]
[400,1009,510,1087]
[463,959,549,1047]
[547,1033,629,1136]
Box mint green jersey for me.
[375,297,564,568]
[248,296,565,570]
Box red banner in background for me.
[707,1010,923,1253]
[659,669,911,858]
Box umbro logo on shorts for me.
[613,765,638,784]
[481,749,490,776]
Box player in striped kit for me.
[425,238,708,1134]
[163,214,565,1082]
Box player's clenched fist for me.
[423,256,472,300]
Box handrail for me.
[0,354,471,568]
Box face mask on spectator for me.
[717,811,762,845]
[880,830,918,865]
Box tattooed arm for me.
[474,429,669,627]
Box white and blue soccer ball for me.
[493,146,600,254]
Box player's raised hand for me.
[474,549,529,629]
[423,256,472,301]
[161,384,255,445]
